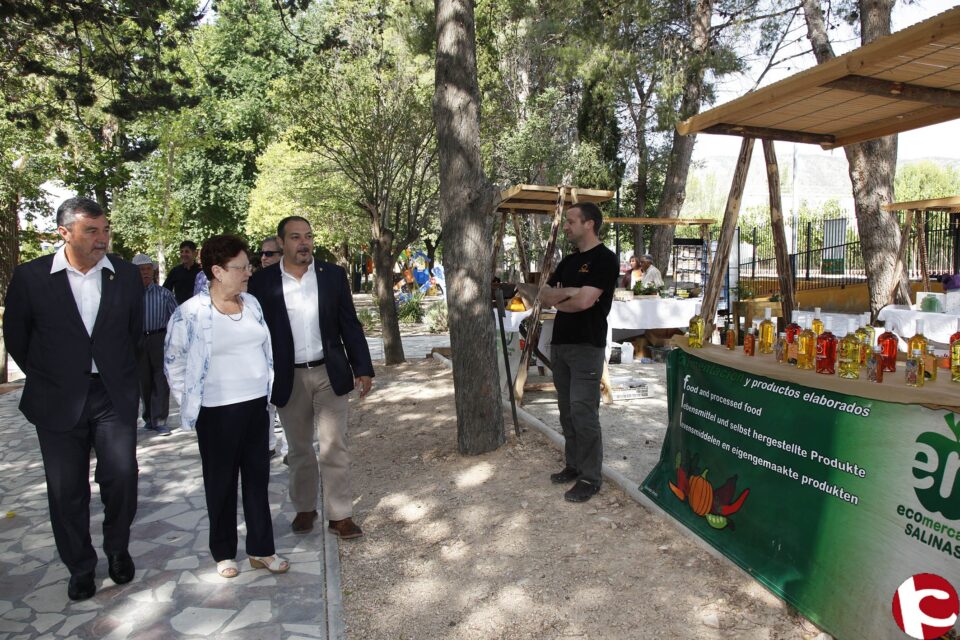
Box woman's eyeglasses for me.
[223,264,254,273]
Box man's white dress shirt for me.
[280,258,324,363]
[50,245,115,372]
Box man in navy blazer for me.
[3,198,143,601]
[248,216,374,539]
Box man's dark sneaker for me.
[550,467,579,484]
[564,480,600,503]
[155,425,172,437]
[143,422,156,431]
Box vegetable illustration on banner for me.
[668,451,750,530]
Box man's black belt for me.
[144,328,166,336]
[293,358,325,369]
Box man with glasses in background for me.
[132,253,178,436]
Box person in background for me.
[258,235,288,463]
[638,253,664,288]
[620,255,643,289]
[3,197,142,600]
[248,217,374,539]
[132,253,178,436]
[163,240,201,305]
[164,234,289,578]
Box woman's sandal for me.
[248,555,290,574]
[217,559,239,578]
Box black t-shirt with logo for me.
[547,243,619,347]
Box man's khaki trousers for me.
[277,366,353,521]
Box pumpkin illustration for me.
[687,472,713,516]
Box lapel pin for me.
[109,274,114,281]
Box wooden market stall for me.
[491,185,615,403]
[881,195,960,302]
[638,8,960,640]
[678,6,960,330]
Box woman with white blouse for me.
[164,235,288,578]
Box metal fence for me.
[734,211,960,298]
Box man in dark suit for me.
[248,216,374,539]
[3,197,143,601]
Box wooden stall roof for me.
[881,195,960,212]
[677,6,960,150]
[606,217,715,225]
[497,184,614,214]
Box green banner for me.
[641,349,960,640]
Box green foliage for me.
[356,307,381,334]
[397,293,425,324]
[246,141,367,251]
[426,300,449,334]
[894,161,960,204]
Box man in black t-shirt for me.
[162,240,201,305]
[537,202,618,502]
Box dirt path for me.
[342,360,820,639]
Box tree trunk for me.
[371,230,406,365]
[0,193,19,303]
[649,0,713,273]
[801,0,904,314]
[425,233,441,268]
[435,0,505,455]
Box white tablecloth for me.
[876,308,960,349]
[608,297,703,330]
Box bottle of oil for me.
[908,320,928,357]
[785,310,801,365]
[815,317,838,375]
[774,332,787,364]
[812,307,824,336]
[797,317,816,371]
[924,345,938,383]
[855,313,873,367]
[838,319,861,380]
[866,345,884,383]
[688,303,705,348]
[724,318,736,350]
[743,327,756,356]
[906,349,924,387]
[952,326,960,383]
[758,307,775,354]
[877,321,899,373]
[951,317,960,346]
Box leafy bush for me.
[426,300,448,334]
[357,307,380,333]
[397,293,425,324]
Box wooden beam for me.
[882,195,960,212]
[677,6,960,137]
[823,75,960,108]
[762,140,796,323]
[513,187,566,404]
[890,209,916,306]
[702,137,755,333]
[605,217,716,225]
[701,123,836,146]
[827,104,960,149]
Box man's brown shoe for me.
[328,518,363,539]
[291,510,318,534]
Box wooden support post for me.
[890,209,915,306]
[916,214,930,291]
[491,210,507,278]
[513,187,566,404]
[699,223,712,290]
[762,140,796,322]
[511,213,530,282]
[702,137,755,333]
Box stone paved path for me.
[0,389,339,640]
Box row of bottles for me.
[688,306,960,386]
